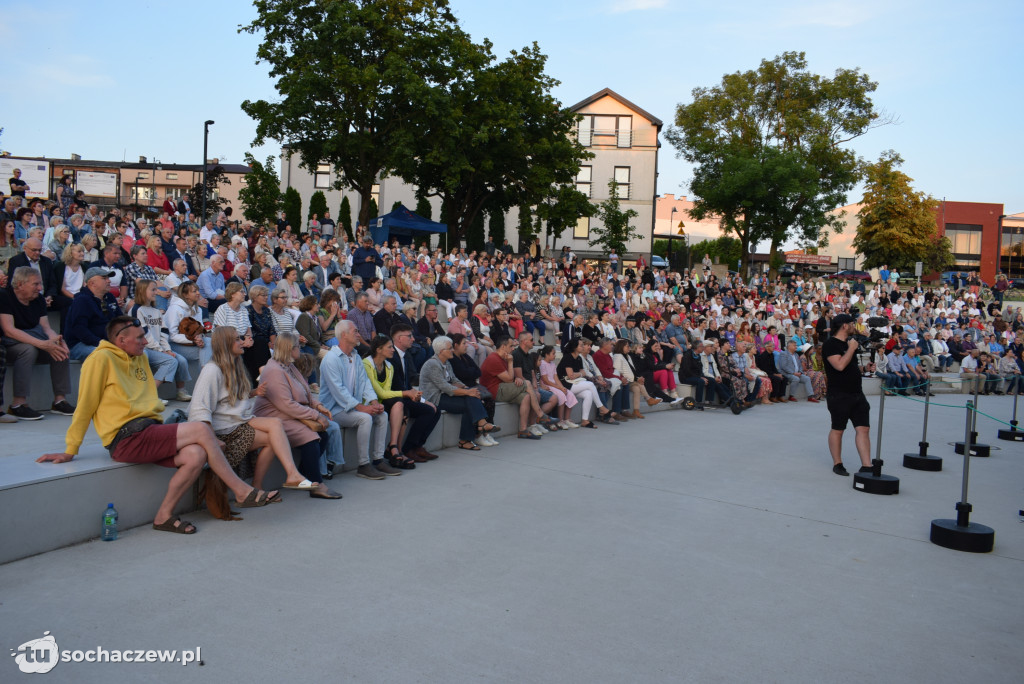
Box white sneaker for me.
[475,436,492,448]
[160,399,169,405]
[529,424,545,437]
[670,396,686,405]
[564,420,580,429]
[175,390,192,402]
[533,423,549,434]
[484,434,499,446]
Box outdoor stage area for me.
[1,394,1022,683]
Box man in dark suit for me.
[755,341,789,402]
[226,263,251,298]
[373,295,402,336]
[390,322,440,462]
[312,253,340,291]
[171,236,199,280]
[177,197,192,217]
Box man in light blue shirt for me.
[319,319,393,480]
[196,255,226,313]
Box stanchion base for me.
[853,472,899,494]
[903,452,943,471]
[954,442,991,457]
[930,519,994,553]
[997,428,1024,442]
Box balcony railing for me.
[575,128,658,148]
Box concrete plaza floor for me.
[1,394,1022,683]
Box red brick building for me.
[934,200,1003,283]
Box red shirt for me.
[147,249,169,272]
[480,352,509,398]
[593,350,619,380]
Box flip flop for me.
[282,479,317,490]
[458,440,481,451]
[152,517,197,534]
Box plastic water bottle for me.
[102,503,118,541]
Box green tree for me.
[281,187,302,234]
[403,42,591,245]
[466,209,485,251]
[391,200,403,212]
[488,209,505,245]
[308,190,328,224]
[241,0,472,226]
[339,196,354,241]
[415,196,432,220]
[686,236,743,268]
[367,198,379,223]
[516,205,533,252]
[535,184,595,252]
[590,180,640,257]
[852,151,950,271]
[187,165,232,221]
[238,153,281,227]
[665,51,885,275]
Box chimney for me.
[139,155,147,163]
[70,153,81,161]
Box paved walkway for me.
[2,396,1022,683]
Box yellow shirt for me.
[66,340,164,455]
[362,357,402,401]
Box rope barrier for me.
[874,377,1021,428]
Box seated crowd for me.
[4,195,1023,533]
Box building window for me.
[314,162,332,189]
[166,172,178,180]
[945,223,982,256]
[573,216,590,240]
[129,187,157,201]
[136,172,149,180]
[576,166,592,198]
[837,257,856,271]
[613,167,630,199]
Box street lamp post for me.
[202,120,215,224]
[668,207,677,270]
[134,175,145,217]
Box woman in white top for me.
[278,266,304,307]
[189,326,317,492]
[58,243,86,299]
[166,281,214,366]
[269,289,299,338]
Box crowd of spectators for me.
[6,184,1024,529]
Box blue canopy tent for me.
[369,205,447,246]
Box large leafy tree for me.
[590,180,641,257]
[187,165,232,220]
[402,42,591,245]
[238,153,281,227]
[535,184,595,252]
[852,151,951,272]
[240,0,472,226]
[665,51,885,275]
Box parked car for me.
[1009,278,1024,290]
[831,269,872,281]
[650,255,668,269]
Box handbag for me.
[299,418,326,432]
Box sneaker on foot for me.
[356,464,386,480]
[475,435,493,448]
[50,400,76,416]
[0,411,18,424]
[858,465,874,474]
[534,423,549,434]
[483,434,499,446]
[9,404,43,421]
[373,460,402,476]
[563,420,580,429]
[833,463,850,476]
[175,390,192,402]
[528,424,545,436]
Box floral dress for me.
[802,354,827,399]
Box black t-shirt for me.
[511,347,532,375]
[9,177,28,196]
[822,336,862,395]
[0,289,47,330]
[556,354,583,380]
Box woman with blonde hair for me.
[253,331,342,498]
[190,326,320,493]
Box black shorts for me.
[826,392,870,431]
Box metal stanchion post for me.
[854,388,900,494]
[997,387,1024,441]
[956,377,991,457]
[904,378,942,470]
[930,401,995,552]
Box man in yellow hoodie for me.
[37,315,279,534]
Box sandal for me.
[236,488,276,508]
[579,421,598,429]
[152,517,197,534]
[479,422,501,434]
[387,445,416,470]
[517,429,542,440]
[458,440,481,451]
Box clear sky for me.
[2,0,1021,225]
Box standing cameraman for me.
[822,314,874,477]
